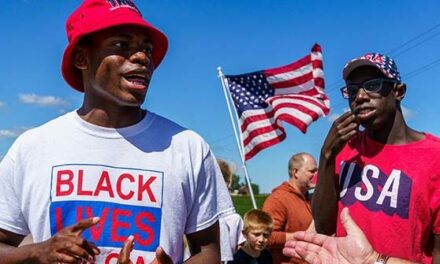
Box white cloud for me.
[327,108,349,122]
[0,101,4,108]
[0,127,31,139]
[19,93,68,107]
[327,113,341,122]
[402,105,415,119]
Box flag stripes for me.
[225,44,330,160]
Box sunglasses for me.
[340,78,399,100]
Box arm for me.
[0,229,31,263]
[433,234,440,264]
[312,111,358,235]
[284,208,419,264]
[0,218,100,264]
[184,221,221,264]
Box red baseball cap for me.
[61,0,168,92]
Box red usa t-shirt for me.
[335,132,440,263]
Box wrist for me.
[373,252,390,264]
[26,243,41,263]
[319,149,336,162]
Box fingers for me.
[337,111,356,126]
[283,241,302,258]
[340,207,363,237]
[54,218,100,262]
[67,217,100,235]
[69,236,100,258]
[155,247,173,264]
[295,245,321,264]
[335,113,358,136]
[293,231,327,246]
[283,240,322,264]
[323,111,358,158]
[86,240,101,256]
[60,241,96,262]
[118,235,134,264]
[52,251,79,263]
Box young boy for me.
[232,209,273,264]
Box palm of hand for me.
[319,233,374,264]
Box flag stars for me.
[226,72,274,115]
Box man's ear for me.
[292,168,299,179]
[73,46,88,70]
[394,83,406,102]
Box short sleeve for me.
[0,154,29,235]
[220,213,245,261]
[185,150,234,234]
[232,215,246,246]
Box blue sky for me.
[1,0,440,194]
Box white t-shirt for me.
[0,110,234,264]
[219,213,246,261]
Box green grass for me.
[232,194,269,217]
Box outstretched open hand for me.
[283,208,378,264]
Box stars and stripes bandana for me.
[343,53,401,81]
[225,44,330,160]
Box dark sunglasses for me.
[340,78,399,99]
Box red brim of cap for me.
[342,60,384,80]
[61,18,168,92]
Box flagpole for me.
[217,67,257,209]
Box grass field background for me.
[231,194,268,217]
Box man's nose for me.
[130,50,152,67]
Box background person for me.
[262,153,317,264]
[231,209,273,264]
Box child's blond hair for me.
[242,209,273,234]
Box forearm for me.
[267,231,288,248]
[0,243,37,264]
[183,244,220,264]
[185,222,221,264]
[312,153,339,235]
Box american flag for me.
[225,44,330,161]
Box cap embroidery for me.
[106,0,142,16]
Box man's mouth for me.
[122,72,150,90]
[354,107,376,121]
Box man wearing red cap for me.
[0,0,233,263]
[310,53,440,263]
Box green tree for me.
[231,173,260,195]
[231,174,242,191]
[251,183,260,195]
